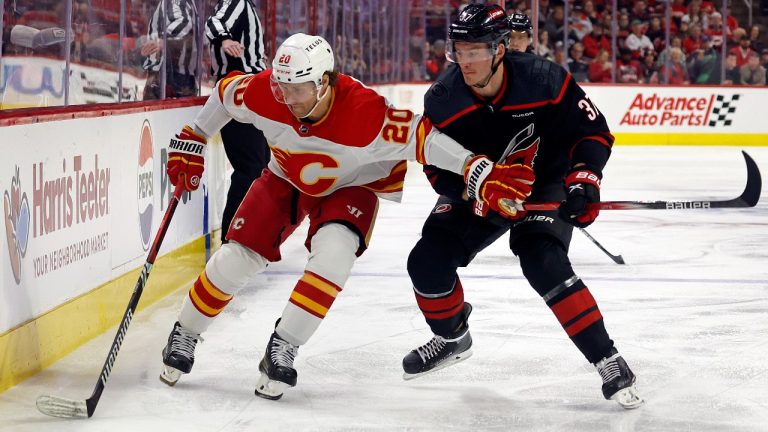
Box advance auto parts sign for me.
[619,92,740,128]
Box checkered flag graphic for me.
[708,94,740,127]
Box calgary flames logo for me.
[271,147,340,196]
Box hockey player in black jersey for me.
[507,12,533,53]
[402,4,643,409]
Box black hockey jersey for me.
[423,52,614,203]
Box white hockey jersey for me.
[194,71,473,202]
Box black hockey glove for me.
[559,168,601,228]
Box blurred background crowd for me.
[1,0,766,109]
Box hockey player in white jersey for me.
[160,33,535,400]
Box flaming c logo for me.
[271,147,340,196]
[4,166,30,284]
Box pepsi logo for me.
[138,120,154,250]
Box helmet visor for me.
[446,41,495,63]
[270,74,319,104]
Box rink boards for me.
[0,100,230,391]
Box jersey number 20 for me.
[381,109,413,144]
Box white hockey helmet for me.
[271,33,335,87]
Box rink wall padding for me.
[0,236,207,392]
[374,83,768,147]
[0,99,229,392]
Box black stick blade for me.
[737,151,761,208]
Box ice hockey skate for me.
[595,351,644,409]
[254,330,299,400]
[159,321,201,386]
[402,303,473,380]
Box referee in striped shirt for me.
[142,0,199,99]
[206,0,270,243]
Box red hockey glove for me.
[560,168,601,227]
[464,155,535,219]
[167,125,206,192]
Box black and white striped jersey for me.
[143,0,199,76]
[206,0,266,78]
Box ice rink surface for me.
[1,146,767,431]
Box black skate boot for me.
[160,321,202,386]
[594,350,644,409]
[402,303,473,380]
[254,330,299,400]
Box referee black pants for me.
[220,119,270,243]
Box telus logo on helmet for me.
[305,38,324,52]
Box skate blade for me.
[611,385,644,409]
[254,373,293,400]
[159,365,183,386]
[402,349,473,381]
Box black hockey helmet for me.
[448,4,511,46]
[508,13,532,35]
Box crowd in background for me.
[420,0,767,85]
[1,0,767,109]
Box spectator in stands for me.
[553,40,566,67]
[657,36,682,70]
[544,5,566,42]
[567,42,590,82]
[347,37,368,78]
[676,19,690,42]
[658,47,689,84]
[569,5,592,41]
[683,23,706,56]
[724,5,739,33]
[616,12,631,47]
[740,52,766,85]
[1,0,66,54]
[681,1,703,28]
[141,0,199,99]
[730,33,755,68]
[625,19,654,57]
[645,16,666,50]
[629,1,650,24]
[689,37,721,84]
[748,25,764,54]
[536,0,553,30]
[535,30,554,61]
[704,12,728,48]
[616,47,643,83]
[588,48,613,82]
[582,24,610,59]
[426,39,448,80]
[723,52,742,84]
[640,50,659,83]
[582,0,600,26]
[671,0,687,24]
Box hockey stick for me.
[579,228,625,265]
[36,185,186,419]
[501,151,761,212]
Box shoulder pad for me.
[528,57,569,99]
[424,67,477,125]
